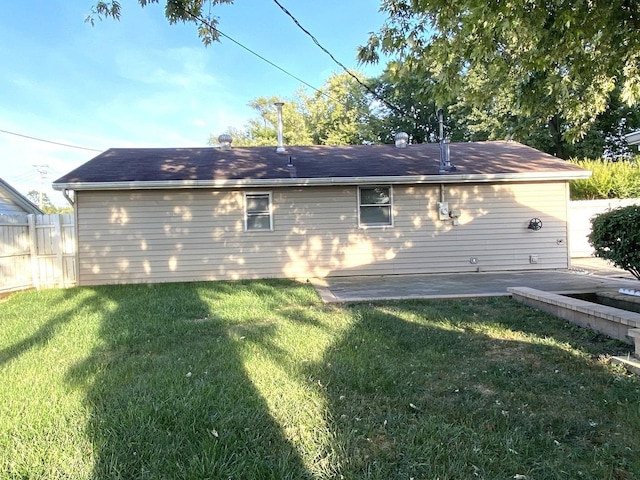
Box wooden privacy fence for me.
[0,213,76,293]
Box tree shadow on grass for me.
[0,288,97,367]
[310,298,640,479]
[67,281,312,479]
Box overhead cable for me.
[0,128,102,152]
[271,0,408,118]
[181,9,344,104]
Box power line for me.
[271,0,408,118]
[180,9,345,105]
[0,128,102,152]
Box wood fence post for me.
[27,214,40,290]
[53,214,63,288]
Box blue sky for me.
[0,0,387,206]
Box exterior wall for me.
[75,182,570,285]
[0,182,41,215]
[0,192,28,215]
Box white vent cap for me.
[218,134,232,150]
[394,132,409,148]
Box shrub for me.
[569,157,640,200]
[589,204,640,280]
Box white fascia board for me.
[52,170,592,191]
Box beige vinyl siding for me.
[0,195,27,215]
[75,182,569,285]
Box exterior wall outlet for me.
[529,255,539,264]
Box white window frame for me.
[244,191,273,231]
[358,185,394,228]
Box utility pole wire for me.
[181,9,345,105]
[0,128,102,152]
[271,0,409,118]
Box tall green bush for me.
[569,157,640,200]
[589,205,640,280]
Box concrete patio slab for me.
[310,258,639,303]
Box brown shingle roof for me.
[53,141,589,189]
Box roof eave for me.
[52,171,592,191]
[625,130,640,145]
[0,179,45,214]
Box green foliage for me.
[569,158,640,200]
[360,0,640,149]
[89,1,234,45]
[26,190,73,214]
[589,205,640,279]
[212,73,377,146]
[367,66,468,144]
[91,1,640,157]
[304,72,376,145]
[210,95,313,147]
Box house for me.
[625,130,640,149]
[53,140,590,286]
[0,177,44,215]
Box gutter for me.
[53,170,592,192]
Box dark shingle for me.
[53,141,586,186]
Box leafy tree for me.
[27,190,51,209]
[368,66,465,144]
[26,190,72,214]
[359,0,640,153]
[210,96,312,147]
[589,205,640,280]
[451,86,640,159]
[211,73,376,147]
[89,1,234,45]
[303,72,376,145]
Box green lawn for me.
[1,280,639,479]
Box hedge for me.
[569,157,640,200]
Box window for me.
[358,186,393,227]
[245,192,273,231]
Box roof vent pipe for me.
[274,102,286,153]
[437,108,444,142]
[394,132,409,148]
[439,138,451,173]
[218,133,232,150]
[437,109,455,173]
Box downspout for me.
[62,189,74,207]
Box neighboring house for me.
[625,130,640,149]
[0,177,43,215]
[53,140,590,286]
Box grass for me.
[1,280,639,479]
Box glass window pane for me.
[246,195,270,213]
[360,187,390,205]
[247,214,271,230]
[360,206,391,225]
